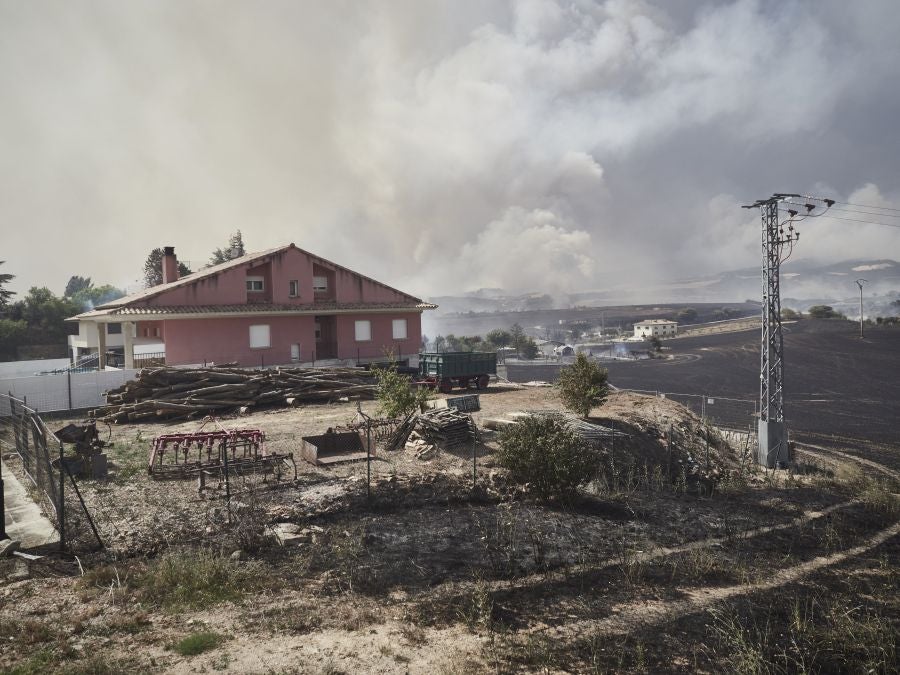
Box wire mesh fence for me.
[0,394,103,552]
[612,388,758,433]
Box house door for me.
[314,316,337,359]
[291,344,301,362]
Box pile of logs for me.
[94,366,378,423]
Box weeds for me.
[616,527,646,588]
[458,573,493,632]
[706,592,897,674]
[172,631,227,656]
[133,548,261,610]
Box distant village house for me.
[633,319,677,339]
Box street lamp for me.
[855,279,868,338]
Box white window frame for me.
[288,280,299,297]
[392,318,407,340]
[249,324,271,349]
[246,276,265,292]
[354,320,371,342]
[313,275,328,292]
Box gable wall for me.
[139,247,413,307]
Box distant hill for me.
[427,259,900,319]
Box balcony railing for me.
[134,352,166,369]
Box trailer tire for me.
[439,379,453,394]
[476,375,490,390]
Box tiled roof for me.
[71,301,437,321]
[94,243,424,311]
[99,245,292,308]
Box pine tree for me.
[209,230,247,265]
[143,249,192,287]
[0,261,15,308]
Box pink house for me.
[68,244,436,369]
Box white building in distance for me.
[633,319,678,339]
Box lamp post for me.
[855,279,867,338]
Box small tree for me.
[374,365,429,419]
[64,275,92,298]
[649,336,662,352]
[210,230,247,266]
[0,261,15,309]
[556,353,608,418]
[510,323,526,355]
[497,416,601,501]
[144,248,192,287]
[520,337,539,359]
[485,328,512,349]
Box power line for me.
[809,213,900,229]
[833,199,900,214]
[825,204,900,219]
[780,202,900,228]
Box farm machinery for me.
[148,417,296,481]
[54,419,110,478]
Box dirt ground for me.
[1,386,898,674]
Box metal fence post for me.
[58,439,66,552]
[222,441,233,525]
[67,370,73,410]
[366,420,372,501]
[0,452,6,540]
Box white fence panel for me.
[0,369,138,413]
[0,358,70,378]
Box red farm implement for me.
[148,418,296,481]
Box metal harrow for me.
[148,417,296,481]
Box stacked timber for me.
[417,408,475,448]
[385,408,477,452]
[94,366,377,423]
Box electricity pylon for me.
[742,193,832,468]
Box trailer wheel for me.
[457,377,470,390]
[476,375,490,390]
[439,379,453,394]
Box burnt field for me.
[604,319,900,456]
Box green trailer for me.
[418,351,497,393]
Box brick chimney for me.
[162,246,179,284]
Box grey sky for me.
[1,0,898,299]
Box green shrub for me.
[556,352,608,418]
[807,305,846,319]
[497,416,601,501]
[374,365,429,418]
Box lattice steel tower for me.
[742,193,834,467]
[743,194,800,468]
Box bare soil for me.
[1,386,897,674]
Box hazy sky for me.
[2,0,899,299]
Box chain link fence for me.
[612,388,758,433]
[0,394,103,552]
